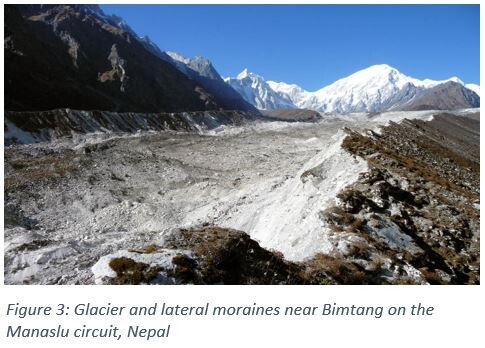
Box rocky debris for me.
[4,108,258,145]
[323,113,480,284]
[3,110,478,284]
[260,108,322,122]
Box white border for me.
[1,1,483,347]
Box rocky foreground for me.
[4,110,480,284]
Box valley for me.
[4,109,479,284]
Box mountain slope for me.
[267,81,311,106]
[167,52,258,112]
[4,5,219,113]
[307,64,422,112]
[224,69,297,110]
[398,81,480,111]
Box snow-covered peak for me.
[346,64,399,79]
[166,51,211,68]
[166,51,220,80]
[269,65,477,113]
[314,64,410,98]
[166,51,191,65]
[225,70,296,110]
[448,76,464,85]
[237,68,249,79]
[224,63,479,113]
[334,64,402,83]
[236,68,263,80]
[291,64,418,112]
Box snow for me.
[228,64,479,113]
[267,80,311,106]
[224,69,297,110]
[465,83,480,96]
[416,76,464,88]
[166,51,191,65]
[236,68,252,79]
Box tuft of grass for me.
[170,254,198,283]
[348,218,367,232]
[108,257,161,285]
[419,267,445,285]
[300,169,318,182]
[302,253,367,285]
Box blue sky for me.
[100,5,479,91]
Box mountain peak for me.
[448,76,464,85]
[353,64,401,78]
[237,68,250,79]
[226,69,296,110]
[366,63,396,71]
[236,68,261,80]
[166,51,190,65]
[230,62,478,113]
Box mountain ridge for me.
[224,69,297,110]
[4,4,256,114]
[227,64,479,112]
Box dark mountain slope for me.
[5,5,218,112]
[166,53,259,112]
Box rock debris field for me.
[4,110,480,284]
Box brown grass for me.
[302,253,367,284]
[108,257,161,285]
